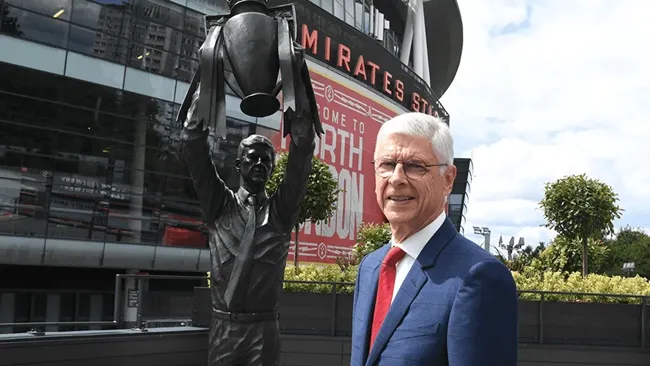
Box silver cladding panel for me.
[153,246,203,272]
[0,235,209,272]
[0,236,45,265]
[102,243,157,269]
[42,238,104,267]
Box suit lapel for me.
[355,245,389,364]
[366,263,426,366]
[418,218,458,269]
[365,219,458,365]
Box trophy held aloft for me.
[176,0,324,140]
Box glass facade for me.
[0,59,282,248]
[0,0,286,250]
[0,0,464,249]
[0,0,213,83]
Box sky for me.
[441,0,650,251]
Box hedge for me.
[513,268,650,304]
[206,264,650,304]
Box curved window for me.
[0,62,282,249]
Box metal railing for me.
[1,278,648,348]
[0,274,206,333]
[279,282,649,347]
[518,290,648,348]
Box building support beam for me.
[400,0,415,66]
[418,0,431,86]
[400,0,431,87]
[412,0,424,77]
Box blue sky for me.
[441,0,650,249]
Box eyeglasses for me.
[371,159,448,180]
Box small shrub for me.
[513,267,650,304]
[283,264,357,294]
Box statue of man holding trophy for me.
[176,0,324,364]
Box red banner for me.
[272,67,400,264]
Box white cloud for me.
[444,0,650,247]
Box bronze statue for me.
[177,0,324,139]
[177,0,323,364]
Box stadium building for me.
[0,0,468,331]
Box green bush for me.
[513,267,650,304]
[335,222,391,270]
[283,264,357,294]
[280,264,650,303]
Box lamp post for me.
[473,226,491,252]
[622,262,635,277]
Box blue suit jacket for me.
[351,218,518,366]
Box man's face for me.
[374,132,456,234]
[236,144,274,187]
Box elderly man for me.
[351,113,518,366]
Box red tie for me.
[369,246,406,350]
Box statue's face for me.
[235,144,274,187]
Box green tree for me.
[531,235,610,274]
[602,226,650,278]
[266,151,339,268]
[335,222,391,270]
[539,174,622,277]
[354,222,391,258]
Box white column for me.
[129,106,147,243]
[89,294,104,330]
[0,293,16,334]
[45,294,61,333]
[400,0,415,65]
[419,0,431,87]
[412,0,424,77]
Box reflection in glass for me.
[182,10,205,37]
[0,122,57,155]
[130,19,181,54]
[130,0,184,31]
[58,106,115,141]
[176,57,198,83]
[0,63,61,100]
[69,25,129,63]
[0,6,69,48]
[254,125,280,141]
[0,94,59,129]
[61,79,122,114]
[53,132,112,166]
[127,43,178,77]
[0,57,284,249]
[5,0,72,21]
[71,0,132,38]
[0,149,52,237]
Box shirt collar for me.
[392,211,446,260]
[237,187,268,205]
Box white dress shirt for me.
[390,211,446,302]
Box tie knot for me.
[247,195,257,206]
[383,246,406,267]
